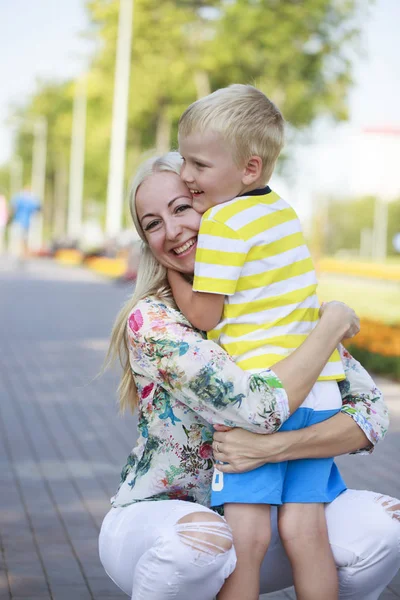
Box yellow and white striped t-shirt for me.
[193,187,344,381]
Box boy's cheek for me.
[193,198,208,215]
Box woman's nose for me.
[165,219,182,240]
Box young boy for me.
[168,84,345,600]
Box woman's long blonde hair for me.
[105,152,183,413]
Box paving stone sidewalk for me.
[0,257,399,599]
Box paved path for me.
[0,258,399,599]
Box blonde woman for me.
[99,152,399,600]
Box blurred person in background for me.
[7,186,41,259]
[99,153,400,600]
[0,190,8,255]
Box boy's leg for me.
[217,503,271,600]
[278,502,338,600]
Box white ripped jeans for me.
[99,489,400,600]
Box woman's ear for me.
[242,156,263,186]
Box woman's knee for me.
[176,511,234,557]
[370,493,400,559]
[333,491,400,572]
[131,512,236,597]
[373,494,400,524]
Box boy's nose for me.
[180,162,194,184]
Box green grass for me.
[318,273,400,325]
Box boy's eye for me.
[195,161,206,168]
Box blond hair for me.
[105,152,183,413]
[179,84,285,183]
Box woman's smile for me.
[172,237,197,256]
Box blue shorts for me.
[211,387,347,507]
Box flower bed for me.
[345,318,400,380]
[318,258,400,282]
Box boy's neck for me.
[238,180,270,197]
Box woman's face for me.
[136,171,202,274]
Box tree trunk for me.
[53,157,68,239]
[155,106,172,154]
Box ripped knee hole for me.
[176,519,233,555]
[374,494,400,522]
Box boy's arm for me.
[168,269,224,331]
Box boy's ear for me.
[242,156,263,185]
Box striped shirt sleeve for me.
[193,216,249,295]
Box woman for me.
[99,152,399,599]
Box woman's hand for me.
[213,410,371,471]
[213,426,284,473]
[319,300,360,340]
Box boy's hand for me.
[319,301,360,340]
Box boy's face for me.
[179,130,246,214]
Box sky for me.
[1,0,399,220]
[273,0,400,218]
[0,0,93,162]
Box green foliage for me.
[4,0,370,235]
[206,0,359,124]
[388,201,400,256]
[346,345,400,381]
[323,196,400,257]
[14,82,74,182]
[0,165,10,197]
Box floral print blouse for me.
[111,297,389,509]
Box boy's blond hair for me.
[178,84,285,183]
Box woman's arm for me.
[127,298,358,434]
[337,344,389,450]
[213,347,389,472]
[213,412,369,473]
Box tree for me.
[322,195,400,258]
[204,0,364,125]
[6,0,371,236]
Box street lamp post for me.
[105,0,134,239]
[30,117,48,250]
[67,77,87,241]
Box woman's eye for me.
[144,220,160,231]
[175,204,191,214]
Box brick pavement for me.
[0,257,399,599]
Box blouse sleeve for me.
[338,345,389,454]
[127,300,290,433]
